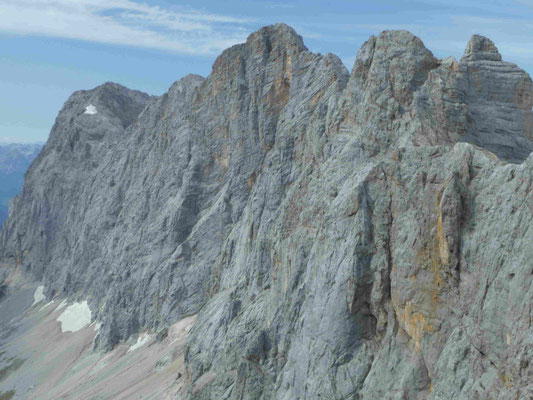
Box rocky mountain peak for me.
[1,24,533,400]
[352,30,438,79]
[352,30,439,100]
[76,82,152,129]
[209,23,307,89]
[334,30,440,151]
[26,81,153,189]
[51,82,150,140]
[169,74,206,93]
[461,34,502,62]
[246,22,307,54]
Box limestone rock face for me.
[461,34,502,61]
[414,34,533,163]
[1,24,533,399]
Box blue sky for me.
[1,0,532,143]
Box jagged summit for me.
[461,34,502,62]
[64,82,152,130]
[351,30,438,99]
[76,81,152,106]
[210,23,309,86]
[167,74,205,96]
[246,23,307,52]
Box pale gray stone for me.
[1,24,532,399]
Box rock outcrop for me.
[1,24,532,399]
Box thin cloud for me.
[0,0,254,56]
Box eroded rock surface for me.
[1,24,532,399]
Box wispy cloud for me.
[0,0,254,55]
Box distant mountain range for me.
[0,143,42,225]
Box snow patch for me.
[39,301,54,311]
[128,333,151,353]
[92,321,102,333]
[57,301,92,333]
[84,104,97,115]
[32,286,45,305]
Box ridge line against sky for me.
[1,0,532,143]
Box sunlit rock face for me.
[1,24,533,399]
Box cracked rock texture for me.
[1,24,533,399]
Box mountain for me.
[0,25,532,399]
[0,143,42,226]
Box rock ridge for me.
[1,24,533,399]
[461,34,502,62]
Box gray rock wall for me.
[1,24,532,399]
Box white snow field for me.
[32,285,45,305]
[128,332,152,352]
[57,301,92,333]
[84,104,97,114]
